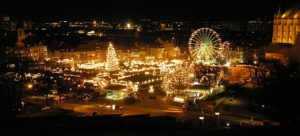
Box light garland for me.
[106,42,120,71]
[161,63,195,96]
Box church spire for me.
[277,6,282,18]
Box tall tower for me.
[106,42,119,71]
[272,7,300,45]
[16,21,26,41]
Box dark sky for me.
[0,0,299,21]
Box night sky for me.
[0,0,299,21]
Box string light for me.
[149,85,154,93]
[161,63,195,96]
[106,42,120,71]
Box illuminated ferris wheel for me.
[188,28,222,65]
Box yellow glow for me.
[224,61,231,67]
[282,14,286,18]
[27,84,33,89]
[173,97,185,103]
[127,23,131,28]
[149,85,154,93]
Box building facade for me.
[272,8,300,45]
[8,45,48,61]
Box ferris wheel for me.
[188,28,222,64]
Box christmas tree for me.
[106,42,119,71]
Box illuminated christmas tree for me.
[106,42,119,71]
[162,63,195,96]
[162,68,176,96]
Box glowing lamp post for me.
[21,101,25,111]
[226,122,230,127]
[27,84,33,89]
[127,23,131,29]
[199,116,205,128]
[215,112,220,126]
[112,104,116,110]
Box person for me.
[91,111,98,117]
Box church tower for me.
[15,21,28,47]
[16,21,26,41]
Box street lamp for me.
[261,104,265,113]
[226,122,230,127]
[112,104,116,110]
[199,116,205,128]
[215,112,220,126]
[27,83,33,89]
[21,101,25,112]
[127,23,131,29]
[21,101,25,108]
